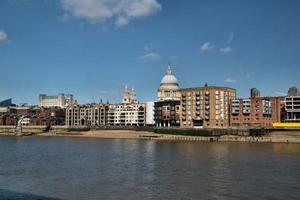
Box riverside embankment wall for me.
[0,126,48,135]
[0,126,299,139]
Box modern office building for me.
[180,85,236,128]
[66,103,108,127]
[250,88,261,98]
[154,65,181,127]
[39,93,74,108]
[230,96,282,127]
[107,85,146,127]
[287,87,300,97]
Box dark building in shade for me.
[154,65,181,127]
[250,88,261,98]
[0,99,13,107]
[154,100,180,127]
[287,86,300,97]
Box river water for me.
[0,136,299,200]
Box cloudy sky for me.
[0,0,299,104]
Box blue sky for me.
[0,0,299,104]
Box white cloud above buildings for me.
[220,46,233,53]
[140,52,160,61]
[200,42,213,51]
[200,33,235,54]
[224,78,236,83]
[60,0,162,27]
[274,91,287,96]
[0,30,7,43]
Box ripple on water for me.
[0,137,299,200]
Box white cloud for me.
[60,0,162,27]
[220,46,233,53]
[224,78,236,83]
[200,42,213,51]
[140,52,160,61]
[0,30,7,43]
[115,16,129,27]
[274,91,286,96]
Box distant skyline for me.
[0,0,299,104]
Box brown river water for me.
[0,136,299,200]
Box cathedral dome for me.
[157,65,181,101]
[159,66,180,90]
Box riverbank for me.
[35,130,300,144]
[1,125,300,144]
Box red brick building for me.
[0,115,17,126]
[0,107,65,126]
[230,97,283,128]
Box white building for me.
[39,93,74,108]
[146,101,155,126]
[107,85,146,126]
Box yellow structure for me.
[272,123,300,128]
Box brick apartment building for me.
[180,85,236,128]
[230,96,283,128]
[0,106,65,126]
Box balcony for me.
[232,110,239,114]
